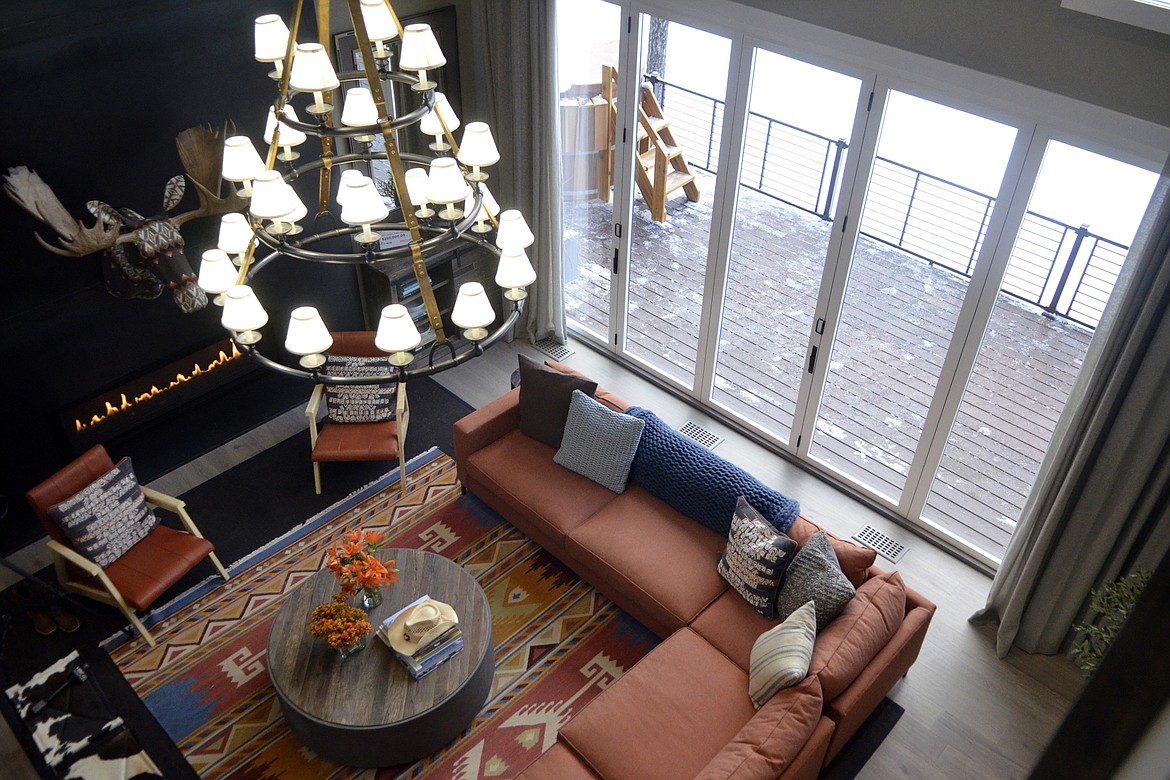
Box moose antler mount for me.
[3,125,246,314]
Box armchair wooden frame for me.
[305,332,410,496]
[44,489,229,647]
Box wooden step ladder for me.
[603,65,700,222]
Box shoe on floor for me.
[50,608,80,633]
[29,609,56,636]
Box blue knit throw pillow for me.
[625,407,799,537]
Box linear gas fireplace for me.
[62,338,252,452]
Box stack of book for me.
[376,595,464,680]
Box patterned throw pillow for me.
[517,354,598,448]
[48,457,158,568]
[554,390,645,493]
[776,531,856,631]
[625,407,799,537]
[748,600,817,708]
[323,355,396,423]
[718,496,798,618]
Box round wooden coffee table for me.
[267,549,494,767]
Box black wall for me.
[0,1,361,553]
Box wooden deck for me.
[563,174,1093,561]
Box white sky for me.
[556,0,1159,245]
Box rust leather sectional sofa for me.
[453,364,936,779]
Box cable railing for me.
[649,75,1129,329]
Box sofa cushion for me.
[560,628,756,780]
[694,675,824,780]
[543,360,631,412]
[466,429,618,556]
[749,600,817,708]
[718,497,797,618]
[322,355,396,422]
[625,407,799,537]
[518,354,598,448]
[554,390,644,493]
[691,590,781,671]
[809,570,907,699]
[787,515,876,588]
[48,457,159,568]
[565,487,729,637]
[777,531,856,631]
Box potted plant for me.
[1070,569,1150,678]
[325,528,399,609]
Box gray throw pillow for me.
[718,496,798,618]
[554,390,645,493]
[323,355,396,423]
[776,530,856,631]
[517,354,598,448]
[748,600,817,708]
[47,457,158,568]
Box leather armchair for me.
[25,444,229,646]
[307,331,409,495]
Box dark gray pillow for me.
[718,496,798,618]
[517,354,597,448]
[323,355,396,423]
[554,390,645,492]
[48,457,158,568]
[776,530,856,631]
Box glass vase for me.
[359,587,383,610]
[336,634,367,660]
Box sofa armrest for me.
[453,387,521,486]
[822,600,935,763]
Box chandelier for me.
[196,0,536,383]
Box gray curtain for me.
[972,156,1170,658]
[468,0,566,344]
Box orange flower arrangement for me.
[325,528,399,597]
[309,593,372,650]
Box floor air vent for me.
[679,421,723,450]
[534,338,574,361]
[853,525,908,563]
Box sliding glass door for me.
[806,90,1020,505]
[711,48,863,445]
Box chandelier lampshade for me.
[289,42,340,114]
[451,282,495,342]
[249,170,304,234]
[495,247,537,301]
[457,122,500,182]
[264,105,308,161]
[403,167,435,218]
[197,249,239,304]
[217,213,254,262]
[495,209,535,251]
[202,3,534,385]
[419,92,459,151]
[285,306,334,368]
[254,14,291,76]
[375,304,422,365]
[399,23,445,90]
[359,0,399,57]
[221,136,265,195]
[464,183,499,233]
[341,87,379,142]
[339,174,390,243]
[427,157,471,220]
[221,285,268,344]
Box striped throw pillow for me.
[748,600,817,709]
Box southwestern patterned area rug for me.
[107,449,659,779]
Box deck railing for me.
[648,75,1128,329]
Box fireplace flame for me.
[74,341,243,432]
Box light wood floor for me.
[0,336,1082,779]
